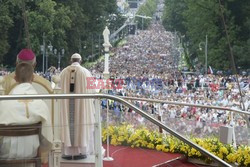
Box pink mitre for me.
[17,49,35,61]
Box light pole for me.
[98,34,101,57]
[41,34,53,73]
[135,15,152,30]
[177,47,184,70]
[91,34,94,61]
[42,33,45,73]
[46,42,53,72]
[141,17,144,30]
[199,35,208,75]
[53,48,65,70]
[95,44,99,58]
[135,20,138,34]
[83,45,87,61]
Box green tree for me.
[162,0,250,70]
[1,0,72,70]
[162,0,186,34]
[0,0,13,62]
[135,0,158,30]
[56,0,119,62]
[0,0,121,70]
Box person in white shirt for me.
[169,107,176,119]
[0,62,53,165]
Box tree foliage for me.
[162,0,250,71]
[135,0,158,30]
[0,0,122,70]
[0,0,13,63]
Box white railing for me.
[0,93,235,167]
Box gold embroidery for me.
[18,99,33,118]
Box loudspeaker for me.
[219,126,233,144]
[128,24,136,35]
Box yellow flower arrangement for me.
[102,124,250,166]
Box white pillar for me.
[103,46,110,75]
[51,74,62,167]
[102,26,114,162]
[102,26,112,79]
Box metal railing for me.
[121,96,250,116]
[0,93,232,167]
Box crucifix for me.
[18,99,33,118]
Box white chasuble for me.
[60,62,96,155]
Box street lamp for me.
[135,15,152,30]
[40,45,45,73]
[53,48,65,70]
[135,20,138,34]
[81,45,87,61]
[142,17,144,30]
[40,33,53,73]
[46,42,53,72]
[199,35,208,75]
[177,47,184,69]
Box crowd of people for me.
[92,23,249,145]
[0,23,249,145]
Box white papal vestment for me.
[60,62,96,155]
[0,83,53,161]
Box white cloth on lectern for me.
[0,83,53,159]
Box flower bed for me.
[102,124,250,166]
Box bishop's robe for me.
[60,62,96,155]
[0,83,53,162]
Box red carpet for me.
[103,145,199,167]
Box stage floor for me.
[61,144,200,167]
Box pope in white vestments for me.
[0,83,53,160]
[60,53,96,157]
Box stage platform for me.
[61,145,202,167]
